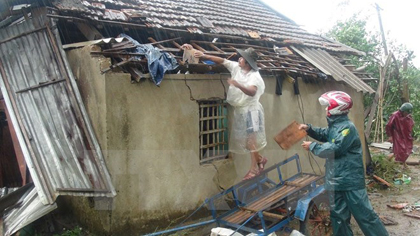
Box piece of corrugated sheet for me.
[0,11,116,206]
[292,46,375,94]
[62,37,126,49]
[1,183,57,236]
[370,142,392,150]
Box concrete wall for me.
[64,46,366,235]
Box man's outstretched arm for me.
[181,44,224,64]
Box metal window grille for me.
[199,100,228,164]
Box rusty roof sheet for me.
[0,11,116,205]
[292,46,375,94]
[50,0,363,55]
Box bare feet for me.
[258,156,268,172]
[243,169,260,180]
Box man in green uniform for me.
[299,91,388,236]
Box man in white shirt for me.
[181,44,267,180]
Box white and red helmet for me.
[319,91,353,116]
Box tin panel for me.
[0,12,116,205]
[293,47,375,94]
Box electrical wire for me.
[297,93,323,175]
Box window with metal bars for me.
[199,100,229,164]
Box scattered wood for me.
[373,174,391,187]
[387,203,408,209]
[380,215,398,225]
[147,37,182,46]
[404,213,420,220]
[101,57,135,74]
[240,207,285,220]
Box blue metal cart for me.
[145,154,331,236]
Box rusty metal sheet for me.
[0,9,116,208]
[292,46,375,94]
[0,183,57,236]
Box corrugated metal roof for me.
[62,37,126,49]
[48,0,364,55]
[2,184,57,236]
[292,46,375,94]
[0,10,116,207]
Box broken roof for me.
[47,0,363,55]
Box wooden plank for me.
[148,37,182,45]
[148,37,165,49]
[274,121,307,150]
[373,175,391,187]
[240,207,285,220]
[225,174,323,224]
[284,181,305,188]
[238,175,320,223]
[191,42,207,52]
[209,43,225,53]
[404,213,420,220]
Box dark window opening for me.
[199,100,228,164]
[0,109,24,189]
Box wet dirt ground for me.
[351,154,420,236]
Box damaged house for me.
[0,0,375,235]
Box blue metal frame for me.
[294,185,326,221]
[144,154,325,236]
[144,219,216,236]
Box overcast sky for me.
[261,0,420,67]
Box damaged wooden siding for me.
[0,11,116,205]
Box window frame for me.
[198,99,229,164]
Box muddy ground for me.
[351,154,420,236]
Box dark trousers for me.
[329,189,389,236]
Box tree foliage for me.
[326,14,420,140]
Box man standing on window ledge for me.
[181,44,267,180]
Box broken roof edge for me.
[62,37,127,49]
[292,46,375,94]
[50,12,365,56]
[319,35,366,57]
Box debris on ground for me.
[379,215,398,225]
[373,175,391,187]
[406,156,420,165]
[403,213,420,220]
[387,203,409,209]
[394,174,412,185]
[367,154,409,189]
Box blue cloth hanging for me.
[118,33,178,86]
